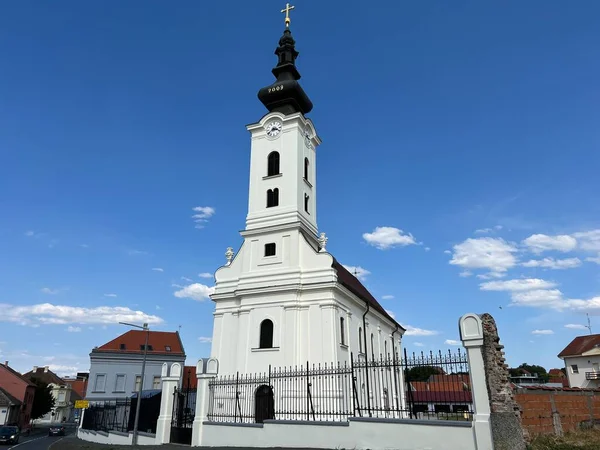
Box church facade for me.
[210,24,404,376]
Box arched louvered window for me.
[259,319,274,349]
[340,317,345,345]
[267,152,280,177]
[358,327,363,353]
[304,194,309,214]
[267,188,279,208]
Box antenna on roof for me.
[178,325,182,333]
[587,313,592,335]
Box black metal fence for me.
[170,385,197,445]
[207,348,473,424]
[81,392,162,434]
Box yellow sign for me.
[74,400,89,409]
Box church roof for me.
[332,259,403,331]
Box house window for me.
[115,374,126,392]
[571,365,579,374]
[58,391,66,403]
[140,344,153,351]
[267,151,280,176]
[304,157,309,181]
[94,374,106,392]
[152,376,161,390]
[267,188,279,207]
[304,194,309,214]
[265,243,276,257]
[340,317,346,345]
[259,319,274,349]
[134,375,142,392]
[358,327,363,353]
[119,343,126,350]
[165,346,171,352]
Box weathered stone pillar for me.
[480,313,526,450]
[155,362,182,445]
[459,313,493,450]
[191,358,219,447]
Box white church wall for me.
[201,419,477,450]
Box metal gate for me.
[170,385,197,445]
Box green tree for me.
[405,366,444,382]
[509,363,549,383]
[30,378,55,421]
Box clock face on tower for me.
[265,121,282,138]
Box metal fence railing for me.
[207,348,473,424]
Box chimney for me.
[44,366,49,373]
[4,361,8,367]
[33,366,38,372]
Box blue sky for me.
[0,1,599,376]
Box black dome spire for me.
[257,27,313,116]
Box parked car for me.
[0,426,19,444]
[48,425,66,436]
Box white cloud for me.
[475,225,503,234]
[385,310,396,319]
[444,339,461,346]
[521,257,582,270]
[565,324,587,330]
[181,276,193,282]
[342,265,371,281]
[104,293,117,298]
[152,268,164,272]
[402,325,439,336]
[66,326,82,333]
[128,249,149,256]
[450,237,518,274]
[25,230,35,237]
[41,288,60,295]
[573,230,600,252]
[362,227,417,250]
[476,272,506,280]
[414,342,425,347]
[198,272,213,279]
[174,283,215,301]
[522,234,577,254]
[443,250,452,255]
[585,254,600,265]
[0,303,163,326]
[510,289,565,309]
[480,278,557,292]
[381,295,394,300]
[424,247,431,252]
[48,364,81,376]
[198,337,212,343]
[192,206,216,229]
[531,329,554,335]
[459,271,473,278]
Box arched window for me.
[259,319,274,349]
[266,188,279,208]
[358,327,363,353]
[370,333,375,359]
[267,152,280,177]
[384,341,388,358]
[304,194,309,214]
[304,157,309,181]
[340,317,345,345]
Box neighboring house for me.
[558,334,600,388]
[86,330,186,400]
[23,366,77,423]
[407,375,473,415]
[0,387,21,426]
[0,362,35,429]
[548,368,569,388]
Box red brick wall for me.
[515,388,600,436]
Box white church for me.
[209,15,404,377]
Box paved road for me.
[6,428,73,450]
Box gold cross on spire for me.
[281,3,295,28]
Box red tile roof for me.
[332,260,402,329]
[549,368,565,377]
[23,367,65,386]
[70,380,88,398]
[558,334,600,358]
[407,391,473,403]
[0,363,35,387]
[94,330,185,356]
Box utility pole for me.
[587,313,593,335]
[119,321,150,445]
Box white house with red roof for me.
[86,330,186,400]
[558,334,600,388]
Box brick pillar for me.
[480,313,526,450]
